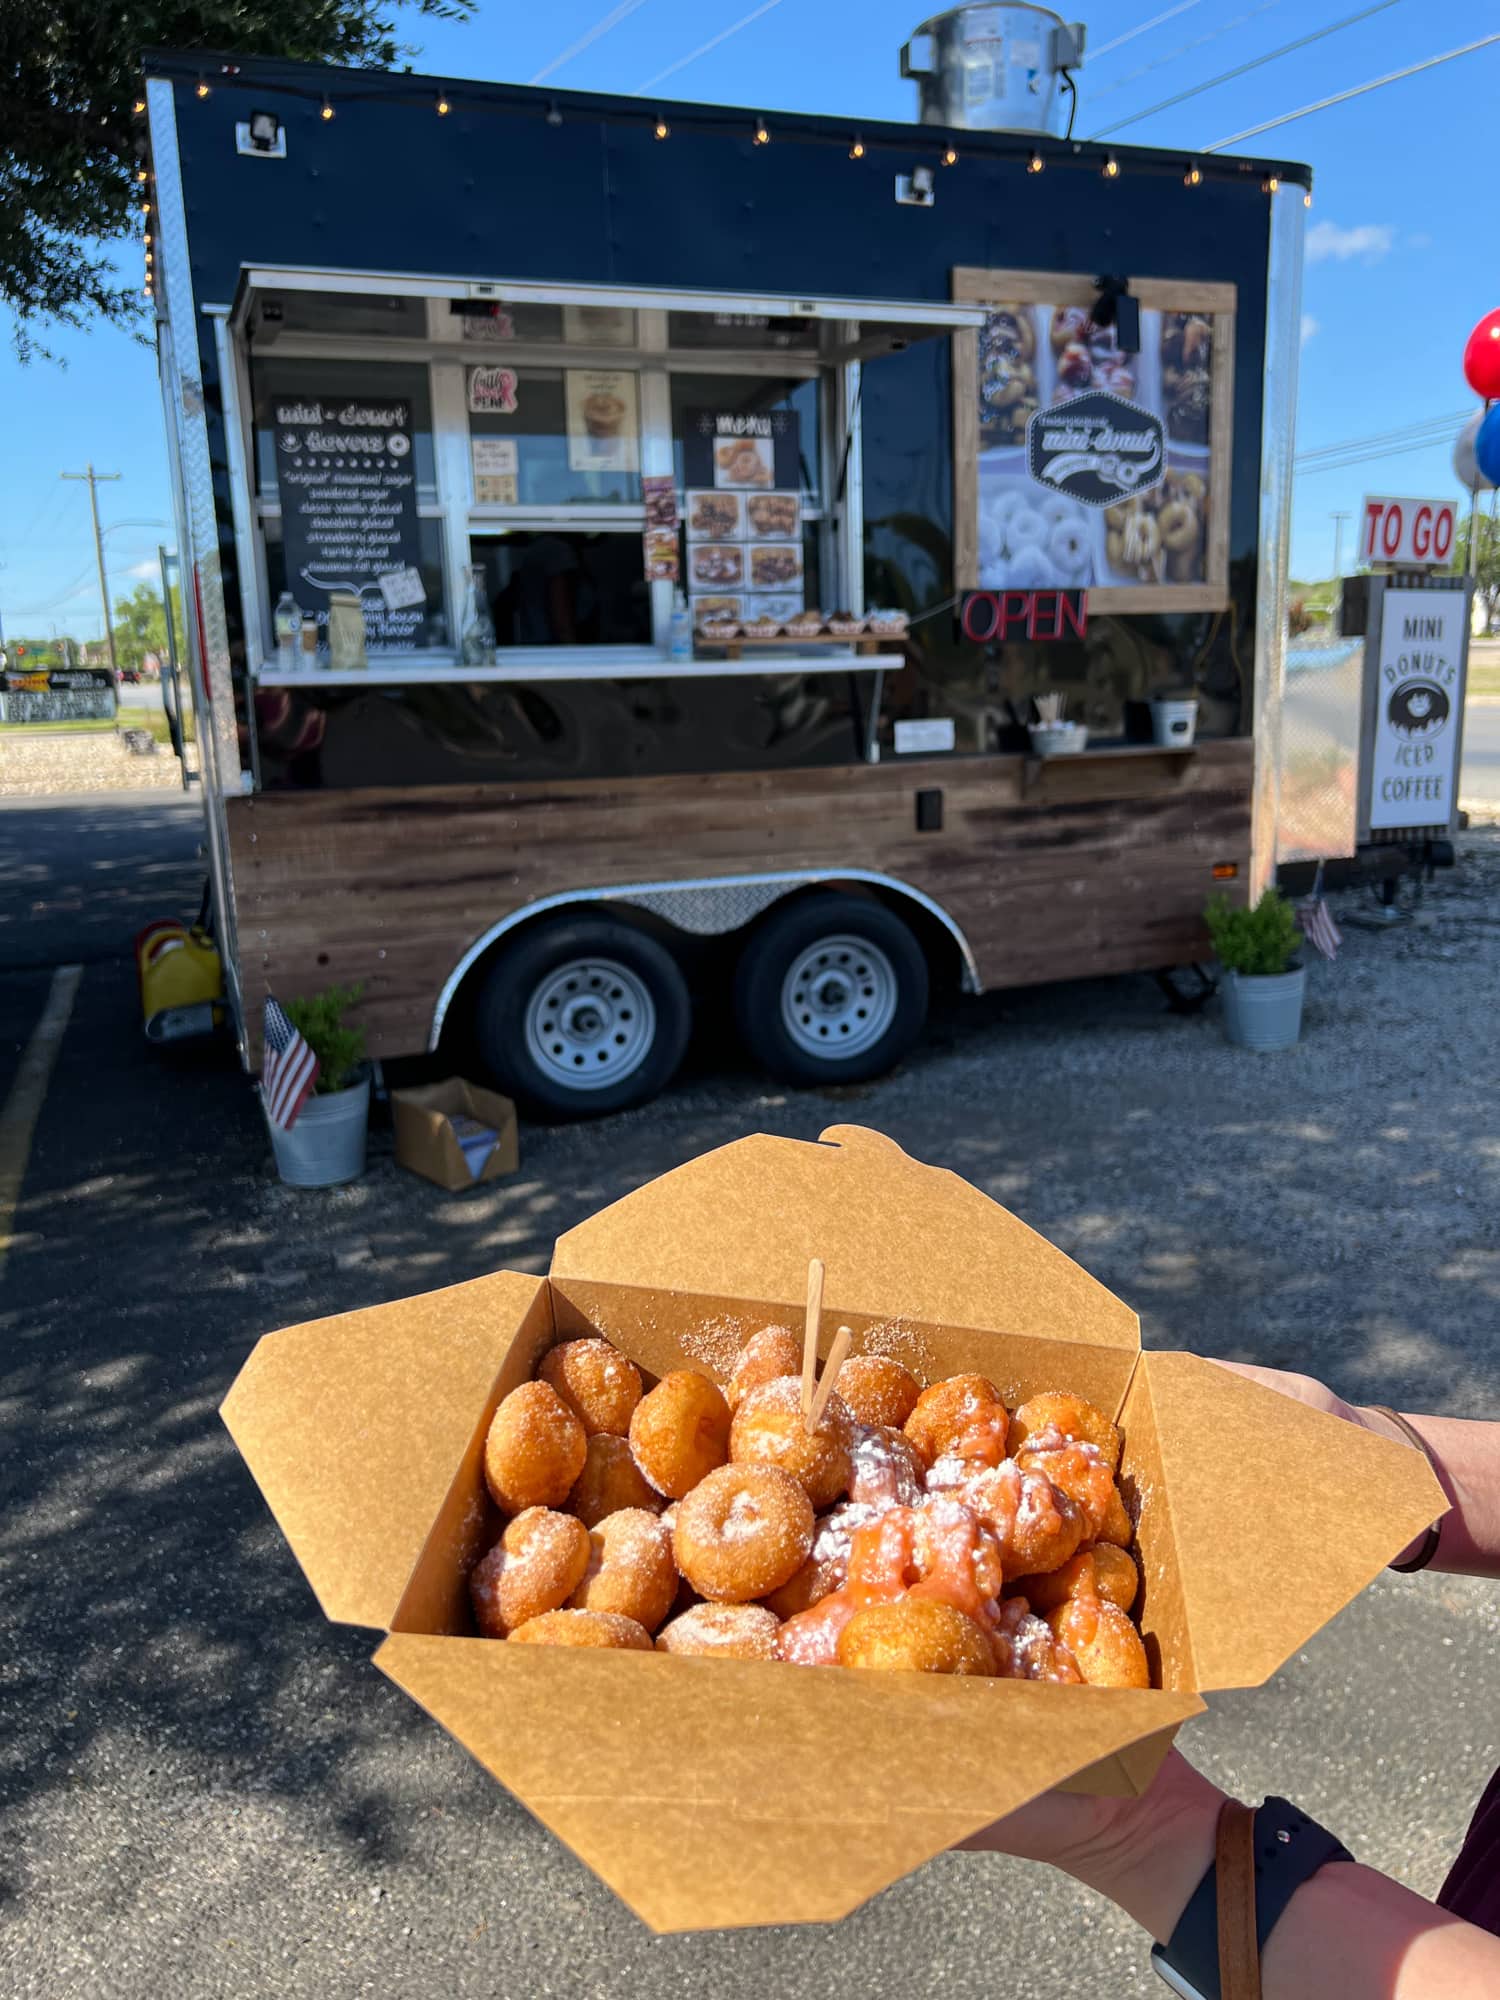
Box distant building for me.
[80,640,111,667]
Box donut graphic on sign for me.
[1387,680,1451,740]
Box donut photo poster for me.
[956,271,1234,610]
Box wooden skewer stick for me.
[801,1257,825,1422]
[807,1324,853,1435]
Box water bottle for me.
[667,590,693,661]
[460,566,496,667]
[273,591,303,669]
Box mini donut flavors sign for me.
[1027,390,1165,509]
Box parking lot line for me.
[0,962,83,1280]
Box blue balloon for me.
[1477,405,1500,487]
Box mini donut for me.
[628,1370,732,1499]
[1040,494,1078,530]
[1096,364,1136,400]
[729,1375,855,1511]
[567,1433,664,1528]
[1045,1596,1150,1688]
[484,1381,588,1515]
[1097,1483,1134,1548]
[775,1509,913,1664]
[1178,470,1207,502]
[672,1462,814,1602]
[761,1501,870,1616]
[1056,340,1093,390]
[1007,506,1048,549]
[837,1598,996,1676]
[1048,519,1090,578]
[1158,500,1199,553]
[1106,529,1124,569]
[568,1507,678,1632]
[508,1608,652,1651]
[904,1374,1008,1469]
[1021,1544,1139,1616]
[727,1325,802,1409]
[1168,547,1202,583]
[470,1507,591,1638]
[1010,1392,1122,1470]
[656,1602,781,1660]
[538,1338,642,1438]
[950,1461,1085,1578]
[983,355,1029,408]
[1003,544,1053,591]
[849,1425,927,1510]
[985,485,1027,528]
[836,1354,922,1430]
[909,1495,1005,1623]
[993,1596,1083,1681]
[1016,1440,1116,1541]
[1122,510,1160,569]
[991,308,1037,360]
[1050,304,1091,352]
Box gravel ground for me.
[1,810,1497,1998]
[0,732,186,796]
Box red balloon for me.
[1464,309,1500,400]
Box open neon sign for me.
[959,590,1089,644]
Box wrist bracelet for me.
[1365,1405,1445,1572]
[1151,1797,1354,1999]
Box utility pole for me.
[61,464,122,673]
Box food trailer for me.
[140,12,1309,1114]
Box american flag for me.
[1298,863,1343,962]
[262,996,319,1130]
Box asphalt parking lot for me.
[1,791,1497,1999]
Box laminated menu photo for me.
[221,1125,1441,1934]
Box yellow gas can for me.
[136,919,223,1041]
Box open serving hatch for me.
[221,1125,1441,1931]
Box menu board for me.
[681,409,804,624]
[0,667,116,724]
[272,393,426,647]
[952,272,1234,612]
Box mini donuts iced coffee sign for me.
[1027,391,1165,508]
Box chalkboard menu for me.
[272,395,425,647]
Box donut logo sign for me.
[1387,679,1450,740]
[1027,391,1165,508]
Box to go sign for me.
[1359,495,1456,568]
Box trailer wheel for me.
[474,918,692,1118]
[733,894,928,1088]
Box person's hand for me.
[1212,1359,1365,1428]
[955,1748,1225,1944]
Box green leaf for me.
[1203,887,1303,977]
[283,982,367,1095]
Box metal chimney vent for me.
[902,4,1086,136]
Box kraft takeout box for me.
[221,1125,1443,1932]
[390,1077,520,1191]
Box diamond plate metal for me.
[619,882,787,934]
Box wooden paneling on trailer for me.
[226,740,1253,1063]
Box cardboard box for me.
[221,1125,1442,1932]
[390,1078,519,1190]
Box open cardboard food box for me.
[221,1126,1442,1933]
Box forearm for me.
[966,1754,1500,1998]
[1360,1407,1500,1577]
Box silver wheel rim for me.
[780,933,900,1060]
[524,957,657,1092]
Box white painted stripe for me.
[0,963,84,1281]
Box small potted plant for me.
[1204,889,1305,1051]
[1029,690,1088,757]
[265,984,371,1187]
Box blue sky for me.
[3,0,1495,636]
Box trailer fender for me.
[428,870,981,1051]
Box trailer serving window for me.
[233,278,974,693]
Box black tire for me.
[733,892,929,1088]
[473,917,692,1119]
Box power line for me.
[1088,0,1408,139]
[1294,432,1464,477]
[1089,0,1285,106]
[1204,29,1500,149]
[1295,409,1473,464]
[636,0,786,93]
[1090,1,1207,62]
[531,0,654,86]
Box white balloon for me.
[1454,410,1497,493]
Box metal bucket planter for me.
[265,1074,370,1187]
[1219,967,1306,1052]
